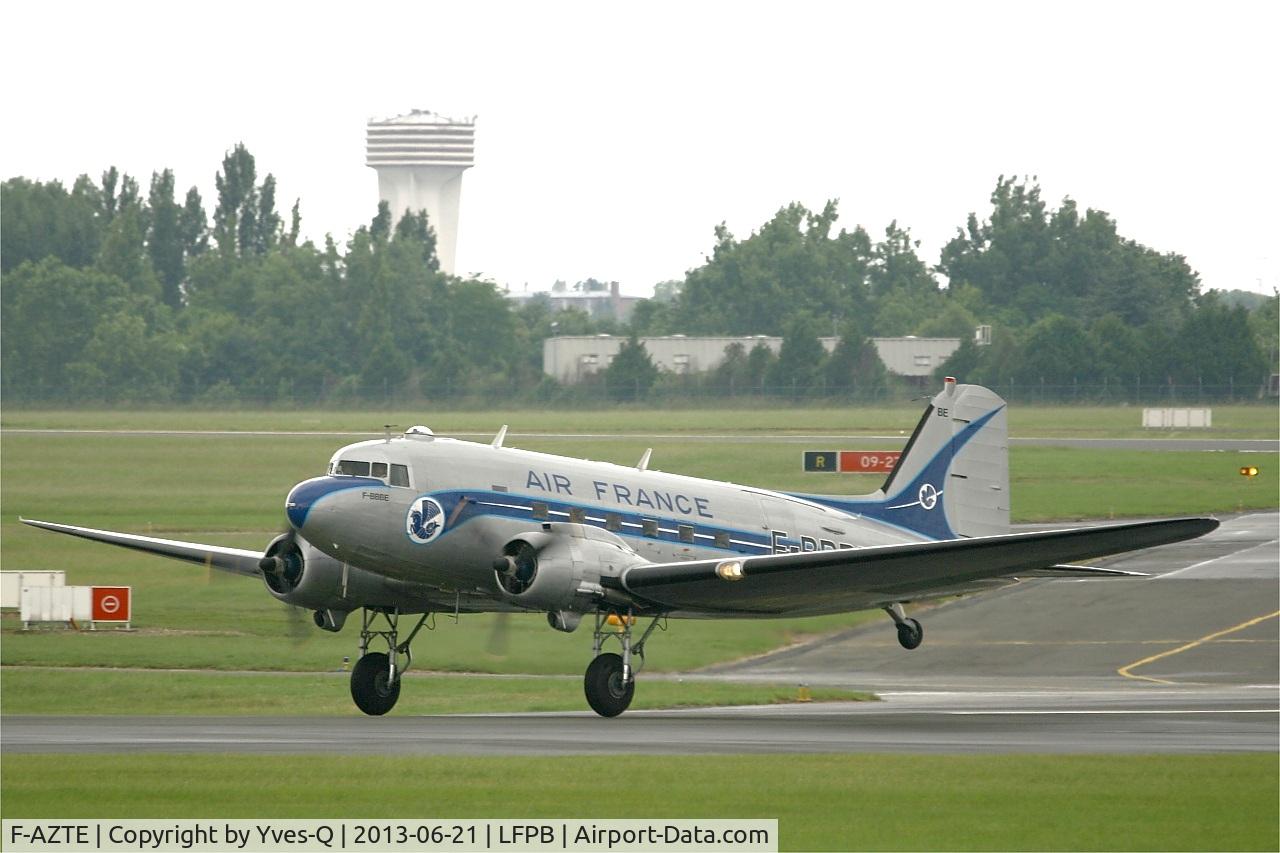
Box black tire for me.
[351,652,401,715]
[897,617,924,650]
[584,652,635,717]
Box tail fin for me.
[799,379,1010,540]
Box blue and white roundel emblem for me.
[406,497,445,544]
[918,483,939,511]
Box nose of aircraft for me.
[285,480,311,531]
[286,477,346,531]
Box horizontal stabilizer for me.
[1021,564,1149,578]
[20,518,263,577]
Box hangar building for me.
[543,335,961,383]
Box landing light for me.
[1239,466,1260,478]
[716,560,745,581]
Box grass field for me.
[0,668,870,715]
[2,754,1276,850]
[3,401,1277,437]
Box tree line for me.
[2,150,1274,406]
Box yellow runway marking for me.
[1117,610,1280,685]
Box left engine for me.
[492,524,648,613]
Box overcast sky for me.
[3,0,1277,297]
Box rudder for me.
[797,378,1009,540]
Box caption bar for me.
[2,820,777,852]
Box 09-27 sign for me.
[803,450,901,474]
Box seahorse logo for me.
[406,497,446,544]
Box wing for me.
[613,517,1218,615]
[21,518,263,577]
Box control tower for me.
[366,110,475,275]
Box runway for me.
[3,514,1277,756]
[4,689,1273,755]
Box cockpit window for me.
[389,464,410,488]
[372,462,388,479]
[335,460,370,477]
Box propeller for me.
[485,612,511,658]
[493,540,539,595]
[283,603,313,646]
[259,529,305,594]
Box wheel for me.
[896,617,924,650]
[583,652,635,717]
[351,652,401,715]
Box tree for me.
[213,143,278,257]
[767,314,826,392]
[0,177,102,273]
[869,221,937,297]
[1011,314,1096,386]
[96,205,161,301]
[179,186,209,260]
[938,176,1199,328]
[148,169,184,308]
[677,201,873,335]
[603,336,659,401]
[824,333,887,396]
[1171,297,1267,387]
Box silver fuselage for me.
[286,433,925,616]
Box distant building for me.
[507,282,645,323]
[543,335,961,383]
[366,110,476,275]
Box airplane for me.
[22,379,1218,717]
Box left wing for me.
[613,517,1217,615]
[20,518,264,577]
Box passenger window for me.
[714,531,731,549]
[605,513,622,532]
[678,524,694,544]
[337,460,370,477]
[389,464,410,488]
[372,462,388,479]
[532,502,549,520]
[642,519,659,537]
[569,507,585,524]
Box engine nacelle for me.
[493,524,647,613]
[259,533,390,612]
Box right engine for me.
[258,532,392,614]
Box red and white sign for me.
[91,586,131,622]
[837,451,901,473]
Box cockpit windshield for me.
[330,458,411,487]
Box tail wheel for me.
[897,617,924,650]
[351,651,401,715]
[584,652,635,717]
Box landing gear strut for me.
[350,608,430,715]
[584,610,664,717]
[884,602,923,650]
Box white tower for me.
[366,110,476,275]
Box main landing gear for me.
[884,602,924,650]
[350,608,431,715]
[584,610,664,717]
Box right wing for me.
[21,518,264,577]
[615,517,1218,615]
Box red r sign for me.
[91,586,131,622]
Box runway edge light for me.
[1239,466,1259,477]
